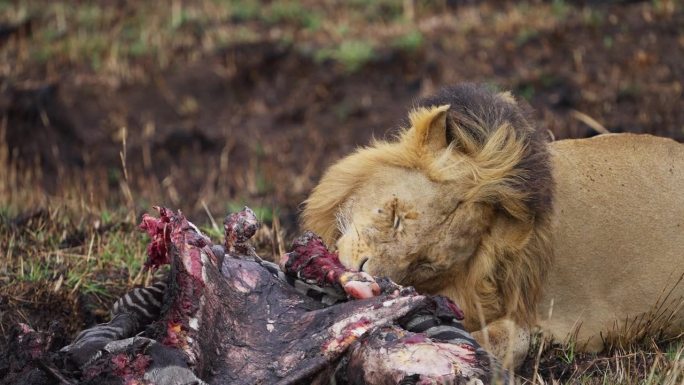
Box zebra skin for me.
[61,236,486,381]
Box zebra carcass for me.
[2,207,504,385]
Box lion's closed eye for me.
[393,212,401,229]
[417,262,436,272]
[408,260,438,281]
[393,210,419,232]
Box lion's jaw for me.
[334,165,494,292]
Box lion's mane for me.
[304,84,555,327]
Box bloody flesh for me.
[1,207,501,385]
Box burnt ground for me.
[1,0,683,383]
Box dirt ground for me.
[3,0,683,223]
[1,0,683,383]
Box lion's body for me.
[302,84,684,368]
[539,134,684,351]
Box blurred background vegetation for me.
[0,0,682,383]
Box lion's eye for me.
[390,209,418,231]
[417,263,436,273]
[410,258,436,274]
[393,213,401,229]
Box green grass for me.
[551,0,571,20]
[200,225,224,241]
[1,206,146,300]
[515,28,540,46]
[581,7,604,28]
[226,0,260,22]
[560,339,576,364]
[315,40,376,72]
[99,230,147,273]
[348,0,404,22]
[392,30,423,52]
[17,259,54,282]
[3,0,447,78]
[665,341,683,361]
[264,0,322,30]
[518,83,536,101]
[226,201,276,224]
[603,36,614,49]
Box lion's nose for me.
[359,257,370,272]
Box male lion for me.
[302,84,684,368]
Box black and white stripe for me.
[213,243,347,305]
[401,312,479,347]
[259,255,483,352]
[60,312,140,367]
[107,248,480,351]
[61,275,168,367]
[111,276,167,323]
[257,258,347,305]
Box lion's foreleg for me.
[471,318,530,369]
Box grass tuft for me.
[315,40,376,72]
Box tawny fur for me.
[303,84,684,367]
[304,85,554,368]
[306,130,550,326]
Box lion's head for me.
[303,84,554,328]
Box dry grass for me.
[0,121,285,337]
[516,326,683,385]
[1,149,682,384]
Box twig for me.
[36,359,77,385]
[272,206,285,256]
[531,335,546,385]
[119,126,135,223]
[202,200,219,232]
[570,110,610,135]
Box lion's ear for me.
[408,104,450,153]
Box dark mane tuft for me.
[418,83,554,222]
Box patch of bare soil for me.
[0,281,84,339]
